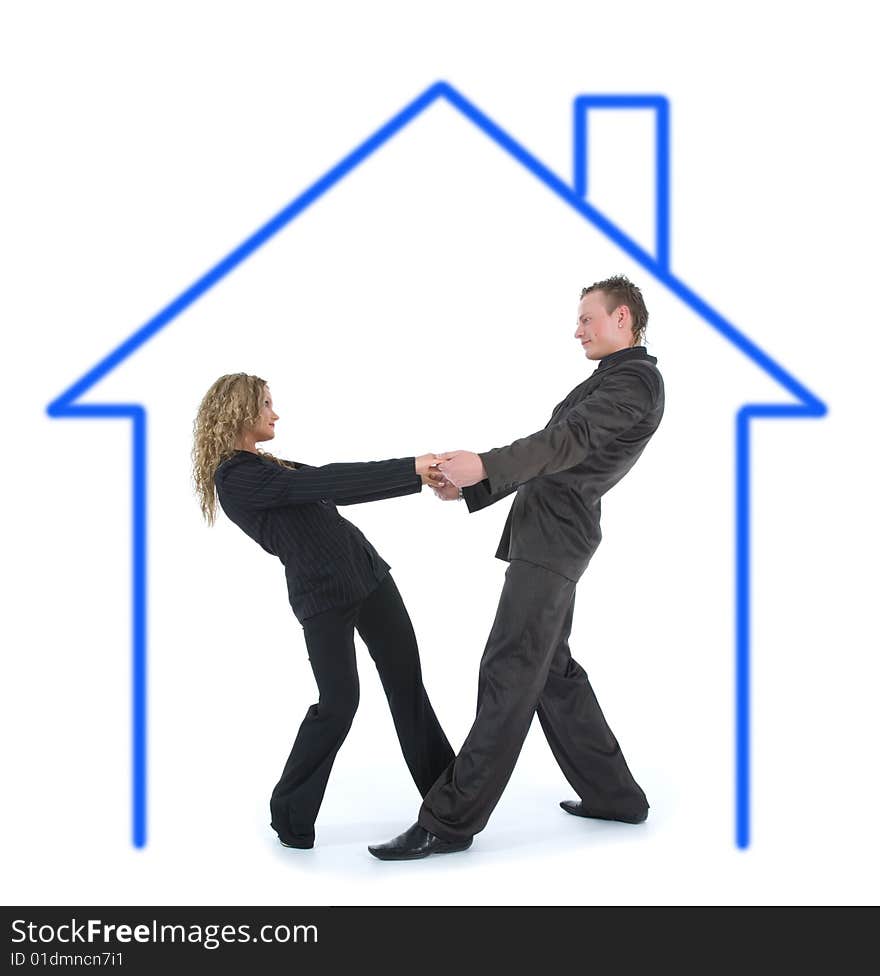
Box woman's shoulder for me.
[260,452,306,470]
[215,451,306,481]
[214,450,260,483]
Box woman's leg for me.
[269,603,360,848]
[355,574,455,796]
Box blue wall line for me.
[734,401,827,848]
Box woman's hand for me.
[415,453,446,487]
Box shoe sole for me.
[279,839,314,849]
[368,839,473,861]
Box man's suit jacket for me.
[215,451,421,621]
[462,345,664,581]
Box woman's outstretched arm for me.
[216,453,440,509]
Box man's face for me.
[574,291,631,360]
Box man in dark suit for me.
[368,275,665,860]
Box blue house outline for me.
[46,80,827,851]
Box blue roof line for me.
[47,79,825,416]
[47,82,443,415]
[438,83,824,414]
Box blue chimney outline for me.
[573,95,670,269]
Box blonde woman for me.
[193,373,455,850]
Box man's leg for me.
[416,560,576,843]
[355,573,456,795]
[536,599,649,822]
[269,603,360,848]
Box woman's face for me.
[251,386,279,443]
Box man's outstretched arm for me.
[438,367,658,493]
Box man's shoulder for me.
[599,357,664,401]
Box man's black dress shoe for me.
[368,823,473,861]
[279,837,314,849]
[559,800,648,824]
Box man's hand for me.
[415,453,446,487]
[437,451,487,488]
[431,480,461,501]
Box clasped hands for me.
[414,452,487,500]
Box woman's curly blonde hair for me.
[192,372,291,525]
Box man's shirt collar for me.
[597,345,656,370]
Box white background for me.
[1,1,878,907]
